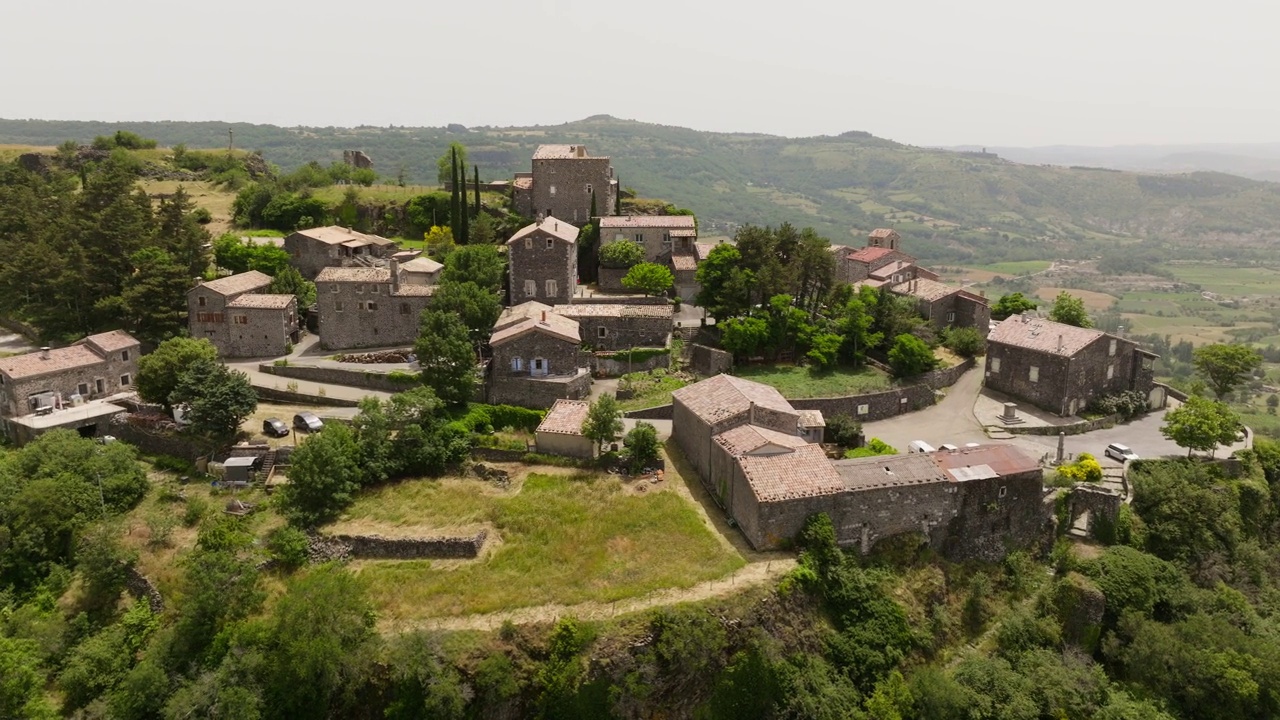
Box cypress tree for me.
[473,165,481,219]
[590,189,597,220]
[460,166,470,243]
[449,148,460,239]
[614,178,621,215]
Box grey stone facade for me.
[517,145,617,224]
[507,217,579,306]
[555,305,673,351]
[315,267,435,351]
[189,271,300,359]
[0,331,140,418]
[284,226,398,280]
[984,314,1158,416]
[599,215,698,262]
[890,280,992,338]
[487,306,591,409]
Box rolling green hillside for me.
[4,116,1280,264]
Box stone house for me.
[512,145,618,224]
[507,217,579,306]
[487,303,591,408]
[984,314,1160,416]
[555,304,673,351]
[671,374,1044,557]
[397,256,443,286]
[188,271,300,358]
[314,264,436,351]
[535,399,595,459]
[284,226,398,280]
[890,278,992,337]
[830,228,939,288]
[0,330,141,444]
[599,215,698,262]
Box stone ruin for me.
[343,150,374,170]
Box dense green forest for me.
[4,117,1280,265]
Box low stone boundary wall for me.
[593,352,669,377]
[1156,382,1188,402]
[1002,414,1121,436]
[124,565,165,614]
[790,384,939,422]
[109,418,215,461]
[253,386,361,408]
[259,363,418,394]
[323,531,488,560]
[624,405,675,419]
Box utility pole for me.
[228,129,234,153]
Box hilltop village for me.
[1,132,1272,719]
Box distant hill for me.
[5,117,1280,265]
[948,142,1280,183]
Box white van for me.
[908,440,936,454]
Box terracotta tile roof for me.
[507,217,580,246]
[227,294,295,309]
[294,226,394,246]
[199,270,273,296]
[737,444,845,502]
[932,443,1041,479]
[391,250,422,261]
[536,399,590,435]
[0,345,108,380]
[392,284,437,297]
[495,302,556,332]
[672,374,794,426]
[798,409,825,428]
[82,330,140,354]
[669,229,698,237]
[533,144,605,160]
[847,246,895,264]
[599,215,697,229]
[714,424,808,456]
[670,255,698,271]
[490,314,581,346]
[987,314,1106,357]
[695,242,718,260]
[870,260,915,280]
[853,278,888,289]
[514,176,534,190]
[869,228,900,239]
[891,278,958,303]
[315,267,392,283]
[833,453,948,490]
[400,257,443,274]
[555,304,673,319]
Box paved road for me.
[1017,406,1250,467]
[862,367,988,450]
[0,332,35,356]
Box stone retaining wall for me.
[1003,414,1121,436]
[109,418,215,461]
[592,352,669,377]
[324,531,488,560]
[789,384,939,422]
[259,363,418,393]
[624,404,675,420]
[124,565,164,614]
[253,385,361,408]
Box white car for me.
[1104,443,1139,462]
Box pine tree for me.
[473,165,481,219]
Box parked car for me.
[262,418,290,437]
[1104,443,1139,462]
[908,440,936,454]
[293,412,324,432]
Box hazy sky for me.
[3,0,1275,147]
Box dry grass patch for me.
[1034,287,1117,312]
[344,472,745,620]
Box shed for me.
[223,456,259,484]
[535,399,595,459]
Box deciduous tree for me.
[599,239,645,268]
[992,292,1039,321]
[623,422,661,472]
[277,423,364,527]
[1192,343,1263,399]
[1160,395,1241,457]
[414,310,477,406]
[169,358,257,437]
[429,281,502,347]
[441,244,504,292]
[269,264,317,308]
[582,395,623,452]
[887,333,939,378]
[1048,291,1092,328]
[622,262,674,297]
[137,337,219,410]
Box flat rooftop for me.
[9,399,129,430]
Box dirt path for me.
[383,557,796,633]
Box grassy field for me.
[1034,287,1117,312]
[139,179,238,236]
[977,260,1052,276]
[617,368,688,412]
[1165,264,1280,296]
[733,363,891,398]
[340,472,745,619]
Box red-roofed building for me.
[984,314,1161,416]
[189,271,300,358]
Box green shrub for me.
[266,526,311,571]
[153,454,194,473]
[825,414,863,448]
[941,326,986,357]
[182,496,209,527]
[1087,390,1149,420]
[488,404,544,433]
[845,438,897,458]
[387,370,421,385]
[1058,453,1103,483]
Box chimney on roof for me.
[541,310,547,323]
[576,145,586,158]
[40,347,50,360]
[389,259,400,294]
[1057,334,1064,353]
